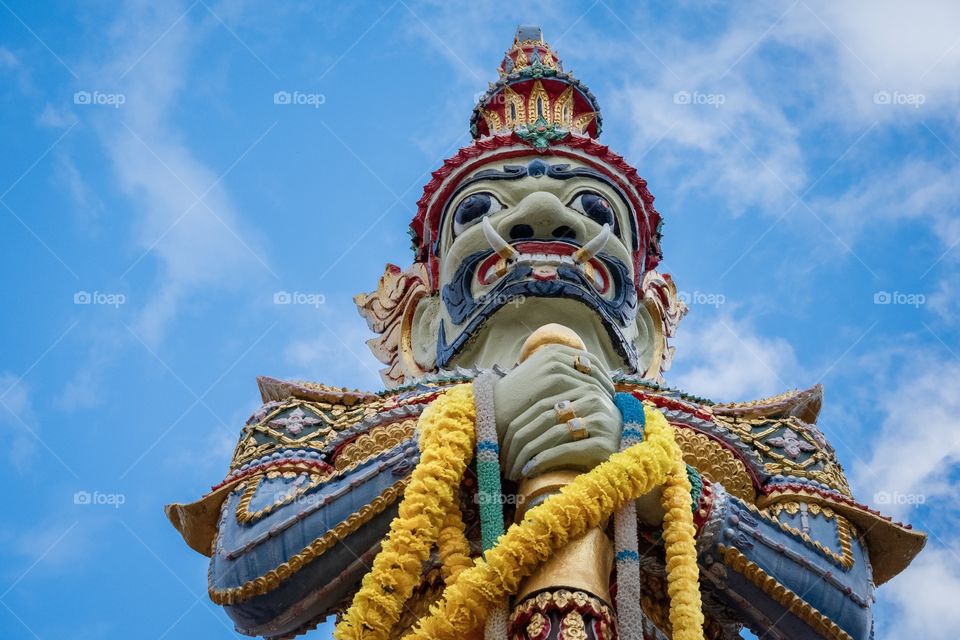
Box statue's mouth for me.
[475,240,610,294]
[438,242,640,371]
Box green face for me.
[415,155,656,373]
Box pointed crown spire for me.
[469,26,602,140]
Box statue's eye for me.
[452,192,504,236]
[568,191,615,227]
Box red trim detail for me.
[693,478,715,535]
[629,390,714,422]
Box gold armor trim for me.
[527,80,550,121]
[480,108,503,134]
[231,398,381,471]
[639,269,687,381]
[762,502,855,569]
[513,45,529,69]
[758,490,926,585]
[354,262,433,387]
[571,112,597,135]
[673,426,756,503]
[509,590,614,640]
[718,544,854,640]
[560,610,589,640]
[208,477,410,605]
[235,470,329,525]
[335,420,417,471]
[553,86,574,128]
[504,85,527,129]
[527,612,547,638]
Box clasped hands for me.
[493,344,664,525]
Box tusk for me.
[482,217,518,260]
[573,223,611,264]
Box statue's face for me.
[423,155,652,372]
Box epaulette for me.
[165,375,462,556]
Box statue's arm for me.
[696,483,874,640]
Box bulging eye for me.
[452,192,504,236]
[568,191,615,227]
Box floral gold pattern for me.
[673,426,755,503]
[712,414,852,496]
[334,420,417,472]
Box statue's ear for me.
[633,302,657,376]
[638,270,687,381]
[410,294,440,372]
[355,263,438,387]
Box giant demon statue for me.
[167,26,924,640]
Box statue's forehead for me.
[453,156,623,194]
[437,155,640,253]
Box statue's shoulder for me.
[615,377,837,494]
[166,373,468,556]
[254,373,472,407]
[615,376,925,584]
[232,374,470,473]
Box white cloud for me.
[36,103,74,129]
[282,311,384,390]
[0,47,18,70]
[0,372,38,471]
[55,341,112,411]
[778,0,960,122]
[928,273,960,325]
[163,425,237,476]
[668,315,799,401]
[10,520,91,571]
[53,153,104,230]
[43,2,279,412]
[601,1,960,220]
[852,355,960,520]
[607,6,808,214]
[876,545,960,640]
[82,2,272,346]
[810,158,960,249]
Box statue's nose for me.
[490,191,586,243]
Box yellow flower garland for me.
[335,387,705,640]
[657,409,705,640]
[334,384,477,640]
[437,504,473,585]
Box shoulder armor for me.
[165,375,454,556]
[615,377,926,586]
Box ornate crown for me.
[470,26,602,141]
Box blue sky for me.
[1,1,958,638]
